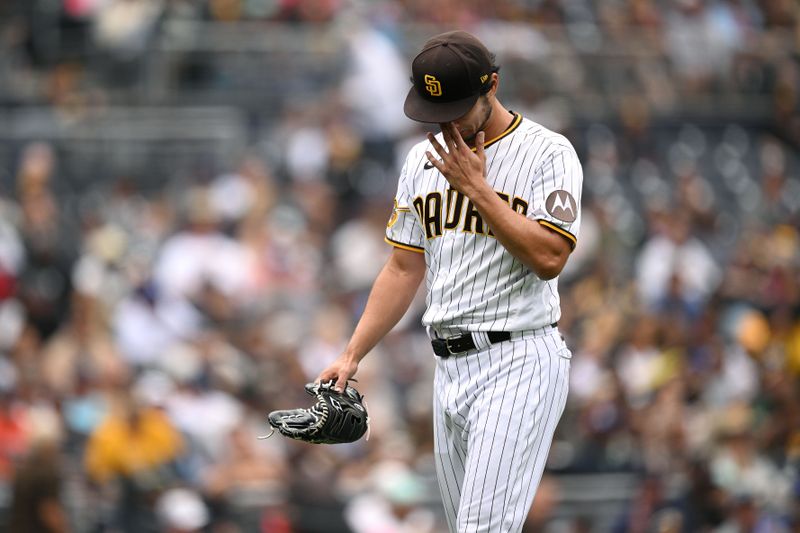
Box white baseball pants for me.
[432,328,570,533]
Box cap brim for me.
[403,87,479,124]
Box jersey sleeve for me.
[385,160,425,253]
[527,146,583,249]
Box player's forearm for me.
[343,252,425,362]
[469,185,569,279]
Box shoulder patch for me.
[545,190,577,223]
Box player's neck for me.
[476,102,515,147]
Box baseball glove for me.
[265,381,369,444]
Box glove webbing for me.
[309,394,329,438]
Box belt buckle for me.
[431,338,460,357]
[431,337,455,357]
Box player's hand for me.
[315,354,359,392]
[425,123,488,198]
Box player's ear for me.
[488,73,499,96]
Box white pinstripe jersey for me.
[386,113,583,334]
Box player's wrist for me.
[340,348,364,365]
[464,180,496,205]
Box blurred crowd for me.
[0,1,798,533]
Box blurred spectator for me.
[710,408,792,510]
[714,495,792,533]
[344,460,436,533]
[155,487,210,533]
[635,211,721,313]
[93,0,163,86]
[16,143,76,341]
[675,461,727,531]
[85,391,184,532]
[664,0,743,89]
[329,201,392,295]
[0,392,28,482]
[153,187,252,301]
[8,437,69,533]
[163,367,243,462]
[615,315,661,407]
[340,22,414,158]
[523,475,561,531]
[41,294,128,396]
[612,475,674,533]
[202,422,290,530]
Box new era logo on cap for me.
[545,190,577,223]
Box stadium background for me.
[0,0,798,532]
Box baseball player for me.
[317,30,582,532]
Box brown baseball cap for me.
[404,31,495,124]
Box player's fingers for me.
[426,132,449,160]
[316,371,338,389]
[316,362,343,384]
[440,123,459,154]
[475,131,486,163]
[334,367,354,392]
[450,123,470,153]
[443,123,465,156]
[333,376,346,392]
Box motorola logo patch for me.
[545,190,577,223]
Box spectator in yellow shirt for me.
[85,391,184,532]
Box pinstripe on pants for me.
[433,330,570,532]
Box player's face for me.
[448,95,492,143]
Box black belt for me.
[431,324,558,357]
